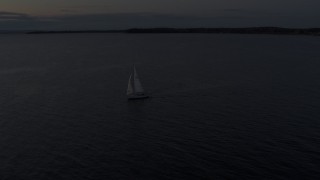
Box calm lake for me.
[0,33,320,179]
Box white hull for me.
[128,94,149,100]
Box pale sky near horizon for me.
[1,0,320,30]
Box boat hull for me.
[127,95,149,100]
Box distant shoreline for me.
[3,27,320,36]
[126,27,320,36]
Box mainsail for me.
[133,65,145,93]
[127,65,148,99]
[127,74,134,95]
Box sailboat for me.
[127,65,149,100]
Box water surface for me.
[0,34,320,179]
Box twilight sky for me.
[1,0,320,30]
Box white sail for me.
[127,74,134,95]
[127,64,148,99]
[133,66,145,93]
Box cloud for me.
[0,11,33,21]
[59,9,75,13]
[0,11,60,30]
[65,5,111,9]
[223,8,244,12]
[48,13,223,30]
[58,5,111,15]
[1,12,319,31]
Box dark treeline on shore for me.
[24,27,320,36]
[126,27,320,35]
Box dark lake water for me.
[0,33,320,179]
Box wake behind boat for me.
[127,65,149,100]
